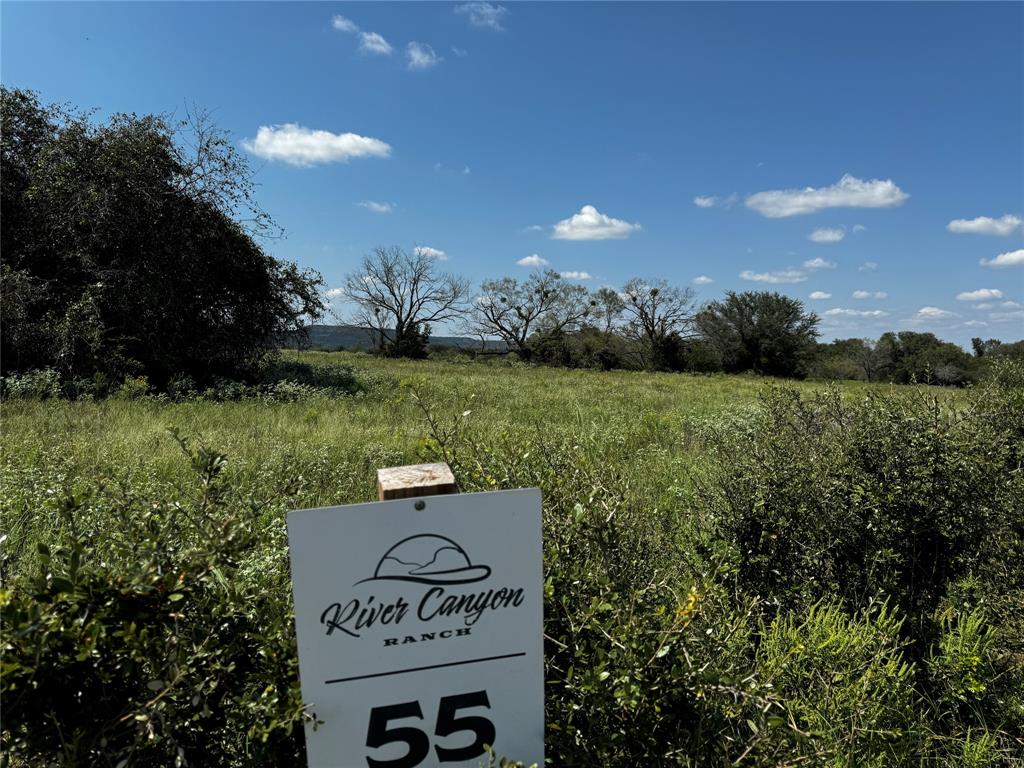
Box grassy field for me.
[1,350,927,528]
[4,352,1020,767]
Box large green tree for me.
[696,291,820,377]
[1,87,324,386]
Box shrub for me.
[1,367,61,399]
[0,433,308,767]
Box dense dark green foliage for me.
[0,87,324,387]
[695,291,820,378]
[3,361,1022,766]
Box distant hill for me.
[281,325,506,352]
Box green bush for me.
[1,367,60,399]
[1,433,308,767]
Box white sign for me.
[288,488,544,768]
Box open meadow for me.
[3,353,1022,766]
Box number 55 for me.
[366,690,496,767]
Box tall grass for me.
[2,353,1018,767]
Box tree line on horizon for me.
[337,246,1023,386]
[3,86,1019,394]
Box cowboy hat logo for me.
[356,534,492,586]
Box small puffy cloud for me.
[809,291,832,300]
[455,2,509,30]
[360,32,394,55]
[242,124,391,166]
[407,42,441,70]
[859,261,879,271]
[414,246,447,260]
[824,308,889,318]
[1002,300,1023,308]
[980,248,1024,268]
[852,224,866,233]
[947,214,1022,236]
[356,200,394,214]
[739,269,807,284]
[332,15,393,55]
[331,15,358,32]
[963,320,988,327]
[518,254,549,267]
[692,275,714,285]
[957,288,1004,301]
[852,290,887,299]
[808,227,845,243]
[326,287,345,299]
[803,257,836,269]
[746,174,908,218]
[560,271,593,280]
[551,205,640,241]
[693,193,737,209]
[914,306,958,321]
[452,46,468,57]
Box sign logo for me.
[320,533,525,643]
[357,534,491,586]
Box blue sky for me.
[3,1,1022,345]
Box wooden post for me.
[377,462,457,501]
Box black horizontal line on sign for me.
[324,652,526,684]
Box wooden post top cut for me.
[377,462,458,500]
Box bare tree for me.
[621,278,698,368]
[591,286,626,336]
[469,270,590,360]
[342,247,469,357]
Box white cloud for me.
[947,214,1022,236]
[551,205,640,241]
[407,42,441,70]
[693,193,737,209]
[331,15,393,55]
[331,15,358,33]
[859,261,879,271]
[455,2,509,30]
[853,290,887,299]
[746,174,909,218]
[414,246,447,260]
[914,306,958,321]
[518,254,548,267]
[739,269,807,284]
[803,257,836,269]
[963,320,988,328]
[809,291,832,300]
[560,271,593,280]
[824,308,890,318]
[356,200,394,214]
[525,224,544,232]
[980,249,1024,268]
[974,303,994,310]
[852,224,866,233]
[242,124,391,166]
[452,46,468,57]
[956,288,1004,302]
[1002,300,1023,308]
[808,227,845,243]
[360,32,394,55]
[991,309,1024,323]
[326,287,345,299]
[692,275,714,285]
